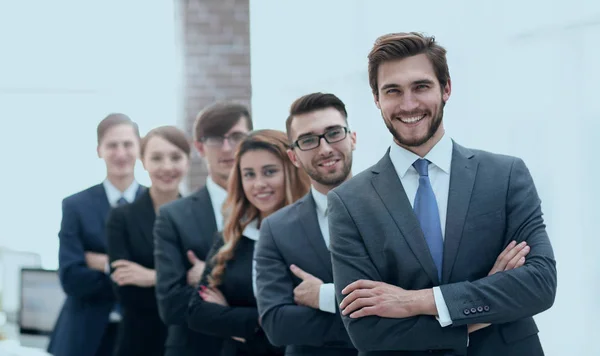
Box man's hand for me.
[290,264,323,309]
[468,240,530,333]
[488,240,529,276]
[186,250,206,287]
[340,280,434,319]
[111,260,156,287]
[85,252,108,273]
[199,285,228,306]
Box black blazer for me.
[255,193,357,356]
[106,189,168,356]
[154,186,223,356]
[188,231,284,356]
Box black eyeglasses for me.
[200,132,248,147]
[292,127,350,151]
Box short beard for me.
[301,155,352,188]
[384,100,445,147]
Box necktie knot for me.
[117,197,128,206]
[413,159,430,177]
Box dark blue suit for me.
[48,183,145,356]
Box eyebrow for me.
[380,79,435,91]
[262,164,279,170]
[297,125,344,139]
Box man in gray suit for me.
[254,93,358,355]
[329,32,557,356]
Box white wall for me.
[0,0,183,269]
[250,1,599,354]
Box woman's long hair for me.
[208,129,310,287]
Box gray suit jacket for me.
[255,193,357,356]
[328,142,557,356]
[153,187,223,356]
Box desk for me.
[0,323,50,356]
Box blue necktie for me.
[117,197,128,206]
[413,159,444,281]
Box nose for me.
[254,176,268,189]
[221,138,233,152]
[400,92,420,112]
[317,137,334,156]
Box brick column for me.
[177,0,251,193]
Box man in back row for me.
[154,102,253,356]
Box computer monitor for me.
[19,268,66,336]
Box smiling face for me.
[287,107,356,192]
[142,135,189,194]
[374,53,451,155]
[97,123,139,179]
[239,148,286,218]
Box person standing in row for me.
[107,126,191,356]
[254,93,358,356]
[154,102,253,356]
[188,129,310,355]
[49,113,145,356]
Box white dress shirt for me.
[205,176,228,231]
[103,179,139,207]
[388,133,454,327]
[311,187,337,314]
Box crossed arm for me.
[328,158,557,352]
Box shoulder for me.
[62,184,104,209]
[158,190,196,216]
[262,193,307,230]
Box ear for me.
[442,78,452,102]
[349,131,357,151]
[96,145,102,159]
[373,93,381,109]
[286,148,301,168]
[194,141,205,158]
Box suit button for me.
[470,307,477,314]
[463,308,470,315]
[484,305,490,312]
[477,306,483,313]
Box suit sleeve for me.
[187,236,260,339]
[439,158,557,325]
[154,206,194,325]
[254,218,352,348]
[106,207,156,309]
[328,190,468,353]
[58,198,114,300]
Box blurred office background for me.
[0,0,597,354]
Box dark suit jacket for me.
[154,186,223,356]
[328,143,557,356]
[48,183,145,356]
[188,232,284,356]
[255,193,357,356]
[106,189,168,356]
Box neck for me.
[149,186,179,211]
[397,127,445,158]
[311,173,353,196]
[106,174,134,192]
[210,173,229,190]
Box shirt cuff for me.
[104,261,110,275]
[433,286,452,327]
[318,283,336,314]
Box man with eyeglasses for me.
[154,102,252,356]
[254,92,358,356]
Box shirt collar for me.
[103,179,139,207]
[311,186,328,217]
[389,133,453,178]
[205,176,228,206]
[242,219,260,241]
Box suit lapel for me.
[94,184,111,222]
[192,187,218,249]
[297,194,333,280]
[371,153,440,285]
[133,190,157,249]
[442,142,478,283]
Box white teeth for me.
[256,193,272,198]
[321,160,337,167]
[399,115,424,123]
